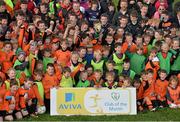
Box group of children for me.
[0,0,180,121]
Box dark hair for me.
[63,67,71,73]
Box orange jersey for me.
[145,57,160,79]
[143,80,156,100]
[0,50,15,73]
[42,74,59,99]
[32,84,44,106]
[121,42,137,54]
[18,87,36,109]
[0,83,6,110]
[155,79,169,101]
[54,50,71,67]
[0,71,6,81]
[137,84,144,100]
[3,90,20,112]
[167,86,180,104]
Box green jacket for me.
[157,52,172,74]
[60,75,74,87]
[76,80,90,87]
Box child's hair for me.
[130,10,138,18]
[7,68,15,74]
[3,41,12,47]
[158,69,167,75]
[136,46,144,52]
[80,71,88,77]
[114,42,122,48]
[132,77,141,86]
[43,48,51,55]
[94,69,102,74]
[123,58,130,64]
[146,69,154,75]
[94,50,102,57]
[169,75,179,84]
[150,47,158,54]
[106,60,115,66]
[10,79,18,87]
[47,63,54,69]
[63,67,71,74]
[106,71,115,79]
[34,69,43,76]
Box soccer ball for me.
[37,106,46,114]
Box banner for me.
[50,88,137,115]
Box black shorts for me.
[0,110,6,117]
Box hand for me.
[50,21,54,25]
[25,56,29,62]
[28,99,32,106]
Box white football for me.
[37,106,46,114]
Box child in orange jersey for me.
[18,78,38,117]
[54,40,71,67]
[155,69,169,108]
[42,63,59,112]
[0,42,15,73]
[4,81,23,121]
[0,63,6,81]
[91,69,104,88]
[143,70,158,111]
[133,78,144,112]
[166,75,180,108]
[0,77,6,121]
[145,47,160,79]
[5,68,20,90]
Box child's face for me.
[91,4,98,10]
[87,47,93,54]
[161,44,169,53]
[130,16,138,23]
[120,1,128,10]
[149,51,156,58]
[18,54,25,62]
[165,37,171,46]
[119,76,124,82]
[71,54,79,63]
[24,80,32,89]
[147,73,153,80]
[0,5,6,12]
[172,41,179,50]
[38,23,46,31]
[95,53,102,60]
[8,70,16,79]
[81,23,88,32]
[108,5,114,12]
[35,74,42,81]
[137,49,143,55]
[115,46,121,53]
[64,72,71,78]
[126,36,133,44]
[87,67,93,76]
[10,85,18,93]
[81,73,88,81]
[52,42,59,51]
[120,18,128,27]
[144,36,151,45]
[123,63,130,70]
[141,74,147,81]
[136,38,143,46]
[79,49,86,58]
[37,63,43,70]
[61,42,68,51]
[1,19,8,26]
[107,63,114,71]
[100,16,108,26]
[44,51,51,58]
[106,36,113,44]
[94,72,102,80]
[159,72,167,80]
[103,50,109,58]
[4,44,12,52]
[171,80,178,88]
[134,82,140,89]
[123,80,130,87]
[47,66,55,76]
[106,75,114,83]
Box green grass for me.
[21,108,180,121]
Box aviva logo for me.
[65,93,75,102]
